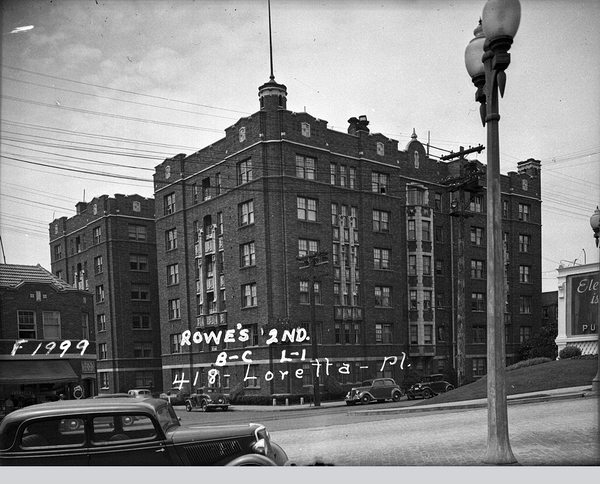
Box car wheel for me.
[200,400,208,412]
[185,401,193,412]
[446,385,455,392]
[423,388,433,399]
[361,394,371,404]
[392,391,401,402]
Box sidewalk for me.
[202,385,595,414]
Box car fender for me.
[225,453,277,466]
[270,442,289,466]
[359,391,374,400]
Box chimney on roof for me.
[76,201,88,215]
[348,115,370,135]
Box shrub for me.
[559,345,582,359]
[518,323,558,361]
[506,357,552,372]
[322,376,345,400]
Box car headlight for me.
[252,425,272,456]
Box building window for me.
[374,286,391,307]
[202,177,211,201]
[168,299,181,319]
[469,195,484,213]
[81,313,89,340]
[407,187,425,206]
[519,296,532,314]
[241,283,257,308]
[518,203,531,222]
[410,290,418,310]
[53,244,62,261]
[471,259,485,279]
[519,234,531,253]
[371,172,389,194]
[165,228,177,250]
[422,221,431,241]
[471,292,485,312]
[410,325,418,345]
[239,126,246,142]
[93,226,101,244]
[375,323,392,344]
[298,238,319,257]
[300,280,321,304]
[339,165,347,187]
[134,342,152,358]
[131,284,149,301]
[423,291,432,310]
[473,325,486,344]
[423,256,432,276]
[243,324,259,347]
[239,200,254,226]
[436,260,443,275]
[522,179,528,191]
[132,313,151,330]
[128,224,146,241]
[376,142,384,156]
[297,196,318,221]
[42,311,61,339]
[167,263,179,285]
[470,227,484,246]
[164,192,176,215]
[17,310,36,338]
[97,314,106,332]
[296,155,316,179]
[435,226,444,243]
[349,167,356,188]
[99,343,107,360]
[240,241,256,268]
[473,358,486,377]
[373,248,390,270]
[424,325,433,344]
[301,122,311,137]
[372,210,390,233]
[237,159,252,185]
[243,365,259,388]
[95,285,105,303]
[135,371,153,389]
[192,183,199,204]
[407,220,416,240]
[519,265,531,283]
[408,255,417,276]
[502,200,509,218]
[434,192,442,211]
[519,325,532,343]
[130,254,148,271]
[94,255,103,274]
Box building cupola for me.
[348,115,370,135]
[258,76,287,111]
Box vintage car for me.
[127,389,152,398]
[159,388,189,406]
[185,387,229,412]
[0,397,289,466]
[345,378,403,405]
[406,374,455,399]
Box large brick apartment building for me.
[49,194,162,395]
[153,76,542,397]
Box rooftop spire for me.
[258,0,287,109]
[268,0,274,81]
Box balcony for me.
[408,344,436,357]
[198,312,227,329]
[196,316,204,329]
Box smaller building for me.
[0,264,96,414]
[555,262,599,356]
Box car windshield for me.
[156,402,180,432]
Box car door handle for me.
[156,448,165,453]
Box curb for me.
[349,390,595,416]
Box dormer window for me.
[522,179,528,191]
[239,127,246,142]
[165,165,171,179]
[377,142,384,156]
[301,122,311,138]
[133,201,141,212]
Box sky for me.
[0,0,599,293]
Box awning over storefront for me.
[0,360,79,385]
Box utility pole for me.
[441,148,485,387]
[298,250,329,406]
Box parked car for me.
[345,378,403,405]
[185,387,229,412]
[406,374,454,399]
[0,397,290,466]
[127,389,152,398]
[159,388,189,406]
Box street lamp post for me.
[465,0,521,465]
[589,206,600,394]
